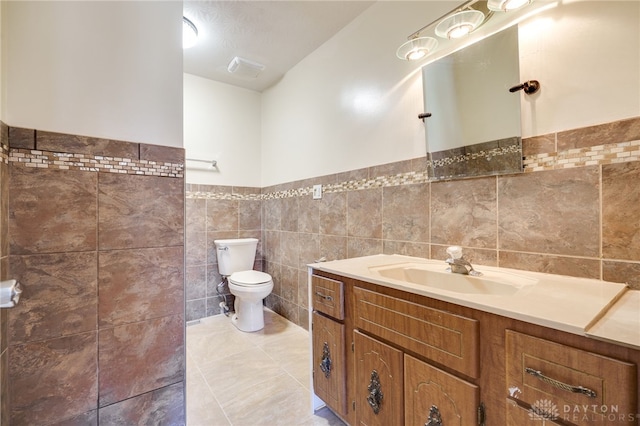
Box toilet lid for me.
[229,270,272,286]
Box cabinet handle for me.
[367,370,384,415]
[320,342,332,378]
[315,291,333,302]
[525,367,597,398]
[424,405,443,426]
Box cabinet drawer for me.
[405,354,479,426]
[506,330,637,426]
[312,275,344,320]
[312,311,347,417]
[354,287,479,378]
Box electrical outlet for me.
[312,184,322,199]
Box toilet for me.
[214,238,273,332]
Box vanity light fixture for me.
[183,16,198,49]
[488,0,532,12]
[396,36,438,61]
[435,9,486,39]
[396,0,537,62]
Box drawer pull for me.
[367,370,384,414]
[315,291,333,302]
[525,367,597,398]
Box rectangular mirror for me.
[422,26,523,180]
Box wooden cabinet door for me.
[312,311,347,417]
[354,330,403,426]
[404,354,479,426]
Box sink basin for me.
[369,262,537,296]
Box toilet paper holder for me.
[0,279,22,308]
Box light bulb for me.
[407,49,427,60]
[488,0,532,12]
[396,37,438,61]
[504,0,530,10]
[448,24,473,39]
[435,10,485,40]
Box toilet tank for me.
[214,238,259,276]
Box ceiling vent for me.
[227,56,265,78]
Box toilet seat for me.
[229,270,272,287]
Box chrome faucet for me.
[445,246,482,276]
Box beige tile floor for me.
[186,309,346,426]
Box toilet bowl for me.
[213,238,273,332]
[228,270,274,332]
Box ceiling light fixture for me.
[183,17,198,49]
[396,37,439,61]
[435,9,486,39]
[488,0,532,12]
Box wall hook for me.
[509,80,540,95]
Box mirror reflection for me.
[422,26,523,180]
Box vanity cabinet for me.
[310,269,639,425]
[311,275,348,418]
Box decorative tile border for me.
[431,143,521,168]
[430,137,522,181]
[523,139,640,172]
[186,191,262,201]
[9,148,184,178]
[187,170,432,200]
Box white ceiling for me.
[183,1,376,92]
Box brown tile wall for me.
[0,122,10,425]
[184,185,262,322]
[186,116,640,330]
[5,127,185,425]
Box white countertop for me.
[586,290,640,350]
[309,254,637,349]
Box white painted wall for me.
[183,73,262,186]
[518,0,640,138]
[260,1,453,187]
[0,1,4,123]
[0,1,7,123]
[258,0,639,186]
[3,1,183,148]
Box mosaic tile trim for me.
[187,170,432,200]
[186,192,262,201]
[9,148,184,178]
[431,143,521,168]
[523,139,640,172]
[1,143,8,165]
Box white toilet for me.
[214,238,273,332]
